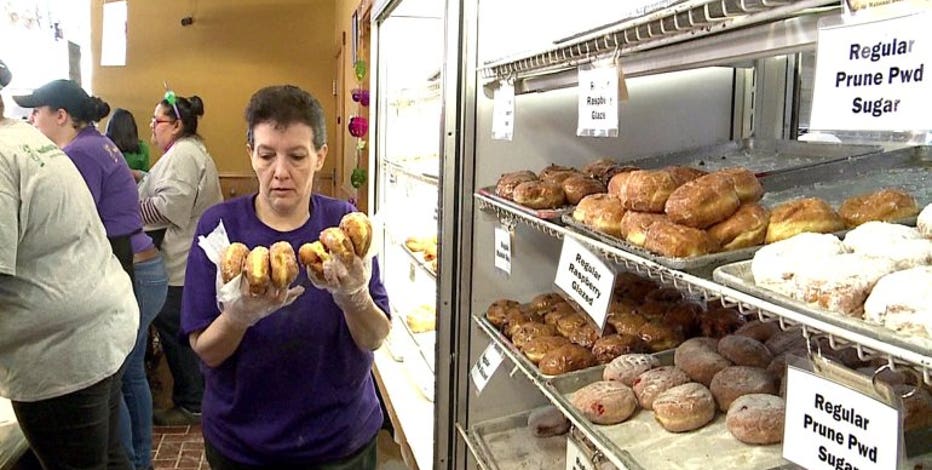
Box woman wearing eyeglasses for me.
[138,91,222,426]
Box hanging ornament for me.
[354,60,368,81]
[350,168,367,189]
[351,88,370,107]
[356,139,367,151]
[348,116,368,138]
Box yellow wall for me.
[90,0,338,178]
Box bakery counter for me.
[0,399,28,470]
[474,192,932,384]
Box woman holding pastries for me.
[180,84,391,469]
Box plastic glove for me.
[307,255,372,312]
[221,280,305,328]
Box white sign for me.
[492,80,515,141]
[783,366,900,470]
[565,437,596,470]
[469,342,504,394]
[810,12,932,131]
[100,1,127,66]
[577,62,619,137]
[554,237,615,330]
[494,226,512,275]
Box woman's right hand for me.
[221,280,304,328]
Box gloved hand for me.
[306,255,373,312]
[221,281,305,328]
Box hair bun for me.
[188,95,205,116]
[88,96,111,121]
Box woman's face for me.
[150,104,180,151]
[249,121,326,216]
[30,106,67,144]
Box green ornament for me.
[354,60,368,81]
[351,167,367,189]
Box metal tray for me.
[468,410,567,470]
[401,242,437,280]
[477,186,575,222]
[712,260,932,356]
[547,366,792,470]
[561,214,760,274]
[623,138,883,176]
[759,145,932,211]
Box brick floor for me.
[152,424,207,469]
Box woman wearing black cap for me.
[0,62,138,469]
[13,79,167,470]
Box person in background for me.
[182,85,391,468]
[0,60,138,469]
[106,107,151,182]
[139,90,222,425]
[13,79,167,470]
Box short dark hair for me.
[161,94,204,138]
[105,108,140,154]
[244,85,326,150]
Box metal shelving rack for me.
[475,193,932,383]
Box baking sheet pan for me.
[623,139,883,176]
[759,145,932,210]
[401,243,437,279]
[469,410,567,470]
[561,214,760,274]
[712,260,932,357]
[477,186,575,222]
[547,366,791,470]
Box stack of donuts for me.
[218,212,372,293]
[484,273,748,376]
[493,160,628,210]
[574,164,767,258]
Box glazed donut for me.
[538,344,597,375]
[562,175,606,205]
[594,164,638,187]
[495,170,538,200]
[662,165,707,187]
[339,212,373,257]
[637,320,685,352]
[298,241,330,279]
[244,246,271,296]
[765,197,845,244]
[511,322,558,350]
[556,313,589,338]
[918,203,931,238]
[543,303,577,326]
[664,173,741,228]
[707,203,770,251]
[653,382,717,432]
[504,310,535,338]
[644,287,683,304]
[529,292,566,313]
[699,307,746,338]
[512,180,567,209]
[726,394,785,444]
[662,301,703,338]
[484,299,520,329]
[583,158,619,177]
[522,335,571,364]
[606,311,647,336]
[588,196,627,238]
[710,366,779,412]
[643,220,719,258]
[320,227,356,263]
[718,167,764,203]
[538,164,576,180]
[674,337,733,386]
[607,171,634,199]
[220,242,249,284]
[572,193,616,224]
[592,334,651,364]
[269,241,299,289]
[620,211,668,246]
[568,324,600,349]
[622,169,680,213]
[839,188,919,227]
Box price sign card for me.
[577,61,620,137]
[469,342,504,395]
[554,237,615,330]
[783,365,901,470]
[492,80,515,141]
[565,437,596,470]
[493,226,512,275]
[810,12,932,131]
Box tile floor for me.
[151,426,407,470]
[152,425,207,469]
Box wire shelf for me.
[473,192,932,385]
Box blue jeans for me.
[119,255,167,469]
[153,286,204,412]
